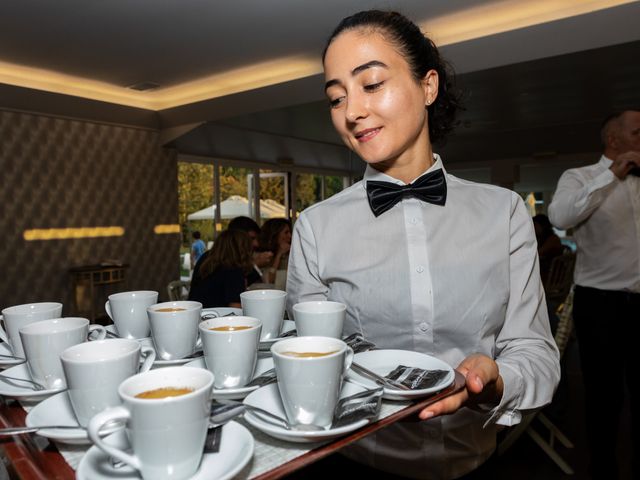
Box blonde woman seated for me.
[258,218,292,285]
[188,230,253,308]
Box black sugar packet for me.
[331,387,384,428]
[385,365,450,390]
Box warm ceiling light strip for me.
[423,0,635,46]
[154,224,181,234]
[0,0,632,110]
[23,226,125,241]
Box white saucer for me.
[0,342,24,368]
[25,391,120,445]
[140,336,204,368]
[76,421,254,480]
[259,320,296,347]
[243,381,371,443]
[105,324,151,342]
[346,349,454,401]
[201,307,243,318]
[184,356,274,400]
[0,363,65,400]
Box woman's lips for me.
[355,127,381,143]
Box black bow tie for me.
[366,169,447,217]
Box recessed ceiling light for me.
[126,81,160,92]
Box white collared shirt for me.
[286,155,560,479]
[548,155,640,292]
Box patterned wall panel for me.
[0,109,180,319]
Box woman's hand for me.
[418,354,503,420]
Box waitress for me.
[286,10,560,479]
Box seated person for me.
[228,216,273,286]
[258,218,292,284]
[188,229,253,308]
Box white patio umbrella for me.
[187,195,286,220]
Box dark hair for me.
[198,229,253,279]
[228,216,260,234]
[532,214,554,240]
[258,218,291,254]
[192,231,201,239]
[322,10,462,145]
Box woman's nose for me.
[345,96,367,123]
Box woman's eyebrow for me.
[324,60,388,91]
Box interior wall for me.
[0,109,180,318]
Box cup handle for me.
[88,406,140,471]
[88,324,107,341]
[139,345,156,372]
[0,316,7,344]
[343,346,354,375]
[104,301,113,320]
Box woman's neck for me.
[371,150,435,184]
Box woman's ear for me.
[422,69,439,107]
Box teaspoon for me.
[210,401,325,432]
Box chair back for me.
[553,287,574,358]
[167,280,190,301]
[544,251,576,303]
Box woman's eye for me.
[329,97,344,109]
[364,81,384,92]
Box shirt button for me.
[416,266,424,273]
[419,322,428,332]
[411,217,418,224]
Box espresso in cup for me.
[88,367,214,480]
[147,301,202,361]
[136,387,194,399]
[281,350,339,358]
[209,325,252,332]
[199,316,262,389]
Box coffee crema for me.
[155,307,187,313]
[281,350,338,358]
[209,325,252,332]
[135,387,194,399]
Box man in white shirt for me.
[288,154,560,479]
[548,109,640,479]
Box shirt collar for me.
[599,155,613,168]
[363,154,445,186]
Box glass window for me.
[178,162,214,276]
[218,166,256,229]
[258,169,288,221]
[295,173,322,213]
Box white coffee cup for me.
[19,317,106,389]
[199,316,262,389]
[61,339,156,427]
[147,301,202,360]
[271,336,353,428]
[0,302,63,357]
[105,291,158,339]
[292,301,347,339]
[240,289,286,341]
[88,367,214,480]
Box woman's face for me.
[278,225,292,245]
[324,29,437,172]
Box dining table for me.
[0,371,465,480]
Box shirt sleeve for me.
[488,194,561,426]
[548,167,618,229]
[286,213,329,313]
